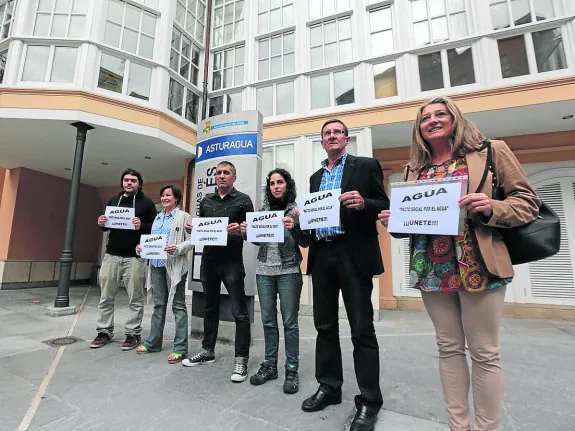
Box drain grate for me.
[43,336,83,348]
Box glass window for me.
[310,17,352,69]
[212,45,244,90]
[261,143,295,186]
[311,74,330,109]
[489,0,561,30]
[0,49,7,83]
[168,77,184,114]
[22,46,51,81]
[209,91,242,116]
[104,0,157,60]
[213,0,244,47]
[309,0,349,19]
[410,0,468,46]
[185,91,200,123]
[419,51,444,91]
[33,0,86,38]
[98,53,125,93]
[0,0,17,41]
[258,0,293,34]
[175,0,206,44]
[256,81,294,117]
[497,35,529,78]
[227,91,241,112]
[170,27,201,86]
[258,31,295,79]
[257,85,273,117]
[127,62,152,100]
[373,61,397,99]
[334,69,354,105]
[447,45,475,86]
[369,7,394,57]
[532,27,566,73]
[50,46,77,82]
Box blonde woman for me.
[379,97,539,431]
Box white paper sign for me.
[246,211,284,243]
[140,234,168,259]
[190,217,229,246]
[297,189,341,230]
[388,177,468,236]
[104,206,135,230]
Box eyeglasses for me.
[322,129,345,138]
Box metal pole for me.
[201,0,213,120]
[54,122,94,308]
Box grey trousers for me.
[96,254,145,337]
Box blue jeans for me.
[144,266,188,355]
[256,273,302,368]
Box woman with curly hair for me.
[241,168,310,394]
[379,97,540,431]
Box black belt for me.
[317,234,346,244]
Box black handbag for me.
[475,140,561,265]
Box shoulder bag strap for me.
[475,140,493,193]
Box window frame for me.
[494,24,571,82]
[170,26,202,87]
[175,0,206,46]
[212,0,244,48]
[0,0,17,41]
[309,67,356,111]
[19,43,79,84]
[488,0,564,31]
[309,15,353,70]
[257,30,295,80]
[33,0,88,39]
[257,0,294,35]
[208,90,242,117]
[368,5,394,58]
[261,140,296,188]
[308,0,351,21]
[0,48,7,83]
[167,75,201,124]
[256,79,295,117]
[416,43,478,93]
[96,50,153,102]
[409,0,470,47]
[103,0,157,60]
[211,43,245,91]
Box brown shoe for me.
[90,333,111,348]
[121,335,141,351]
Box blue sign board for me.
[196,133,258,162]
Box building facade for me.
[1,0,574,318]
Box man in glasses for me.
[91,168,157,351]
[301,119,389,431]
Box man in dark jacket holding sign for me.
[91,168,157,350]
[301,120,389,431]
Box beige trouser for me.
[422,287,506,431]
[96,254,145,337]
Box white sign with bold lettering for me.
[104,206,135,230]
[296,189,341,230]
[246,211,284,243]
[190,217,229,246]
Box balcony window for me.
[418,45,475,91]
[258,31,295,79]
[22,45,78,83]
[489,0,562,30]
[104,0,156,60]
[311,69,354,109]
[212,44,244,90]
[34,0,88,38]
[410,0,468,46]
[258,0,293,34]
[175,0,206,44]
[257,80,294,117]
[168,77,200,124]
[0,0,16,40]
[373,61,398,99]
[98,52,152,101]
[212,0,244,47]
[309,0,349,20]
[170,27,201,86]
[310,16,352,69]
[369,7,394,57]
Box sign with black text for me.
[190,217,229,246]
[140,234,167,259]
[296,189,341,230]
[246,211,284,243]
[388,177,467,235]
[104,206,135,230]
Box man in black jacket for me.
[90,168,157,350]
[301,120,389,431]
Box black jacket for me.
[102,189,157,257]
[307,154,389,276]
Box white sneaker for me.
[230,362,248,382]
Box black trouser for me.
[200,258,250,358]
[311,239,383,410]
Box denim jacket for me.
[256,201,310,267]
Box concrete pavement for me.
[1,285,574,430]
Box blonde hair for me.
[409,96,485,171]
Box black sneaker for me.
[283,368,299,394]
[249,361,278,386]
[231,362,248,383]
[121,335,141,351]
[90,332,111,348]
[182,352,216,367]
